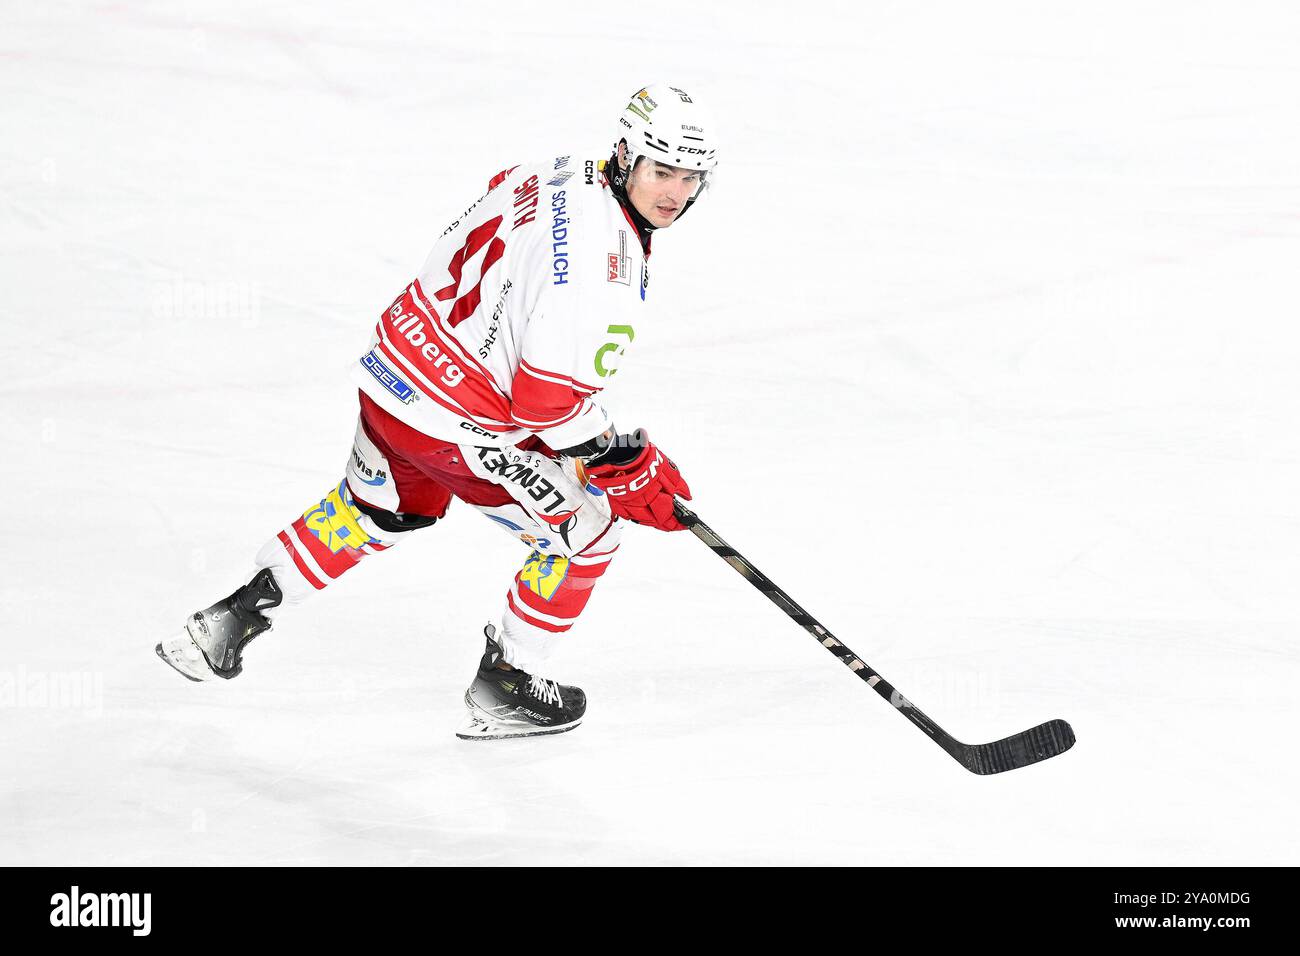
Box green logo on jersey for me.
[594,325,635,378]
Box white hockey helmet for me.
[615,84,718,211]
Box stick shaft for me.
[674,501,964,761]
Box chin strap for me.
[606,152,656,251]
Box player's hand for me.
[584,430,692,531]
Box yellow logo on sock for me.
[518,551,570,601]
[302,481,374,554]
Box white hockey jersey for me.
[350,155,650,450]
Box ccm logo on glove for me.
[584,430,691,531]
[600,451,664,495]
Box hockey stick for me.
[673,501,1076,775]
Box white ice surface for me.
[2,0,1298,865]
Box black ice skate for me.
[456,624,586,740]
[155,568,283,682]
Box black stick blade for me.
[960,719,1076,775]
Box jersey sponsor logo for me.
[512,175,540,230]
[641,261,649,301]
[484,513,553,550]
[360,350,416,403]
[519,551,570,601]
[583,159,596,185]
[478,279,512,359]
[535,506,580,527]
[607,230,630,285]
[459,420,497,439]
[669,87,693,103]
[350,447,388,486]
[550,190,570,285]
[548,170,574,187]
[387,304,466,388]
[554,155,570,169]
[594,324,635,378]
[547,511,579,549]
[475,447,582,539]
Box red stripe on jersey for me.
[511,401,584,431]
[488,166,518,191]
[277,530,326,591]
[518,359,600,396]
[377,292,514,426]
[374,339,477,423]
[374,337,513,434]
[510,365,589,432]
[411,279,508,398]
[506,590,571,633]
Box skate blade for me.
[455,712,583,741]
[155,630,215,682]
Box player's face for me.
[626,159,704,228]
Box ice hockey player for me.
[157,85,719,740]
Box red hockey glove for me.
[582,430,692,531]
